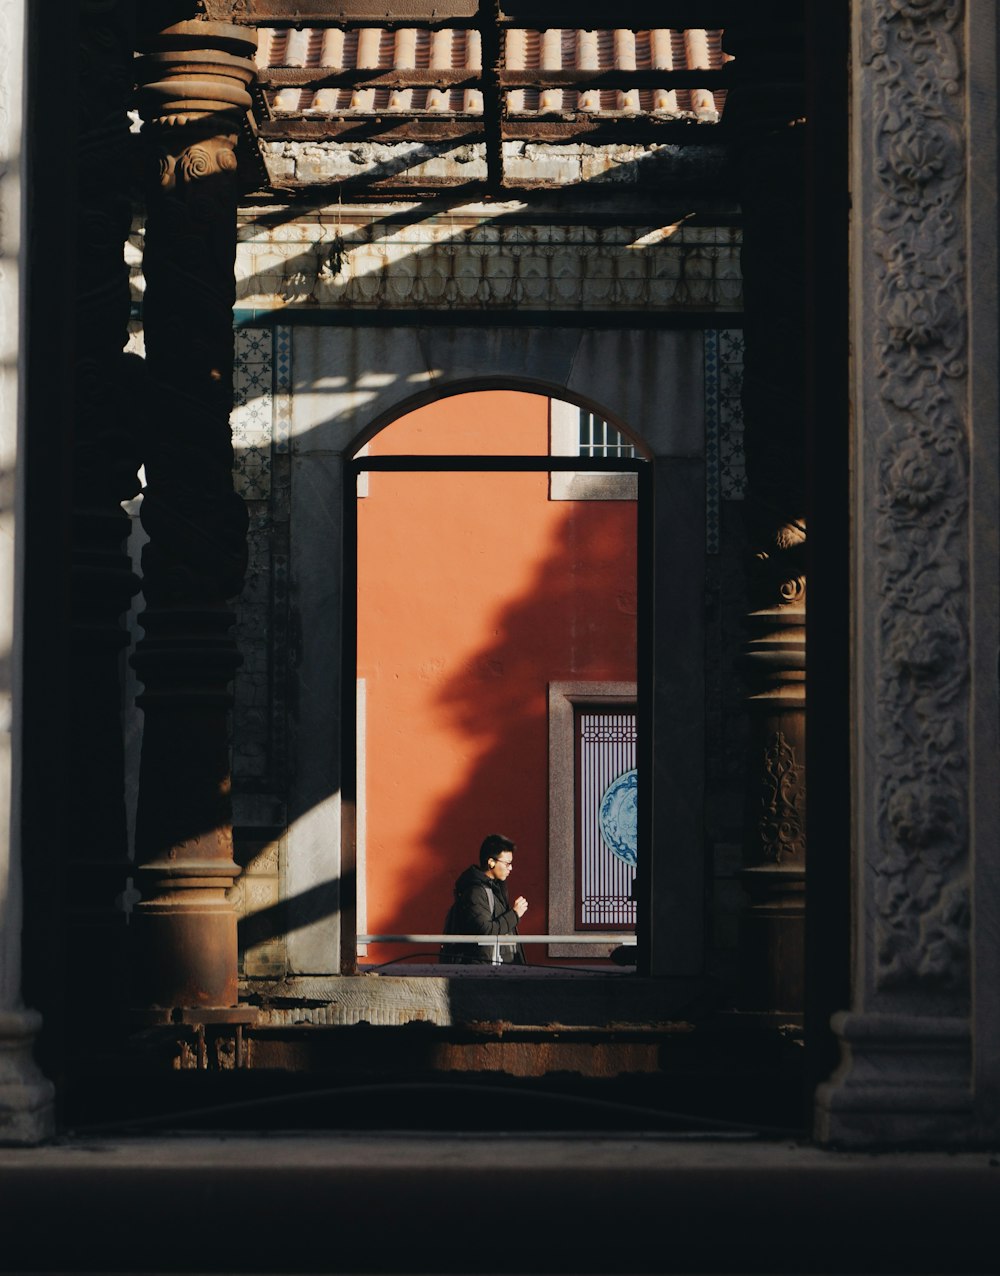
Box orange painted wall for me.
[357,391,637,964]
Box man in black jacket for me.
[442,834,527,964]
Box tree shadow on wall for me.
[359,462,638,967]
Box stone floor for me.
[1,1133,997,1273]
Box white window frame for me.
[548,399,639,501]
[356,677,368,955]
[548,681,638,958]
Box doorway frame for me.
[343,452,649,973]
[283,323,709,990]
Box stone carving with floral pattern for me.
[759,732,805,863]
[870,0,969,989]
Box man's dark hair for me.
[479,833,515,869]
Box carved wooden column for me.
[131,18,256,1013]
[724,19,808,1013]
[815,0,998,1146]
[67,0,144,1040]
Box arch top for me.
[289,324,706,461]
[351,381,652,461]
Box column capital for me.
[135,20,257,188]
[136,20,257,129]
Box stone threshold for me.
[1,1134,997,1274]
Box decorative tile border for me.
[233,327,275,787]
[233,327,273,499]
[231,325,291,976]
[717,329,746,500]
[704,327,745,553]
[271,549,290,787]
[236,214,743,313]
[274,324,292,453]
[704,329,722,554]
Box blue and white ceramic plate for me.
[599,769,638,866]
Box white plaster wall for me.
[0,0,54,1143]
[290,325,703,456]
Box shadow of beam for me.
[239,873,352,948]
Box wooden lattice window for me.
[575,708,637,930]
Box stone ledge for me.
[0,1135,996,1273]
[241,971,706,1028]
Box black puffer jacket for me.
[441,864,526,964]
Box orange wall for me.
[357,391,637,963]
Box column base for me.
[814,1011,974,1147]
[132,861,241,1010]
[0,1009,55,1146]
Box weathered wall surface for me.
[261,140,730,192]
[234,203,742,314]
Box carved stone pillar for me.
[815,0,998,1146]
[131,18,256,1013]
[723,22,808,1013]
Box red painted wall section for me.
[357,391,637,965]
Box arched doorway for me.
[352,389,643,971]
[282,323,709,996]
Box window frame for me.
[548,681,638,958]
[573,703,638,933]
[549,399,639,502]
[345,451,647,974]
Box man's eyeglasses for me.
[493,859,514,870]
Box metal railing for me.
[357,933,637,966]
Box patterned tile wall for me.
[703,327,750,981]
[704,327,746,553]
[231,325,292,978]
[235,216,743,314]
[233,328,273,501]
[233,327,274,784]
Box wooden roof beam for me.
[478,0,504,192]
[258,66,732,91]
[256,115,732,144]
[200,1,799,27]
